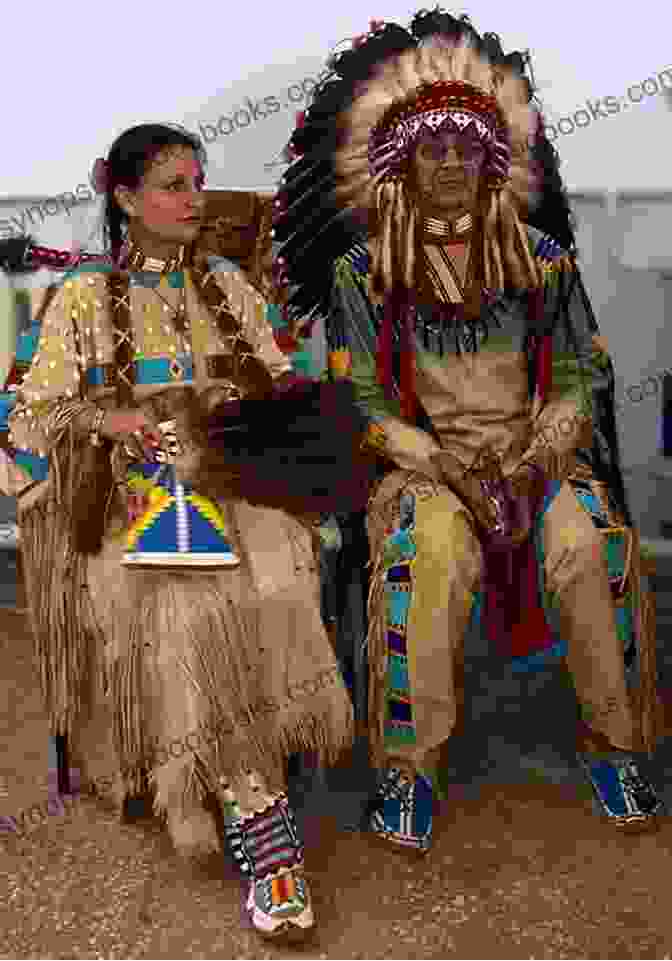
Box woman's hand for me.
[98,408,162,458]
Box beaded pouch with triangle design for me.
[122,419,239,569]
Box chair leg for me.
[54,734,71,795]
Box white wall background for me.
[1,0,671,200]
[570,193,672,532]
[571,194,672,472]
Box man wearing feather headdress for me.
[273,10,664,852]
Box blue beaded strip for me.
[534,233,564,261]
[86,355,193,388]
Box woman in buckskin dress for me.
[7,122,357,941]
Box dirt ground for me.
[2,609,672,960]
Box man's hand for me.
[432,450,546,547]
[377,417,442,481]
[508,461,546,501]
[430,450,503,532]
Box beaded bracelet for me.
[360,421,387,455]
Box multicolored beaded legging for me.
[369,475,638,782]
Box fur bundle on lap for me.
[192,380,378,516]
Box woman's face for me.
[116,145,206,251]
[411,127,486,219]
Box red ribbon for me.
[376,298,395,402]
[528,288,552,405]
[273,329,299,354]
[535,335,553,405]
[377,296,417,418]
[400,302,417,421]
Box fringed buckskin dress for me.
[8,255,353,857]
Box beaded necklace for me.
[107,242,273,408]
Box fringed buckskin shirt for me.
[327,225,610,484]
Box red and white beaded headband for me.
[368,80,512,186]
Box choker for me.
[126,242,187,274]
[125,240,189,331]
[422,213,473,243]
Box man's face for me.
[410,127,486,218]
